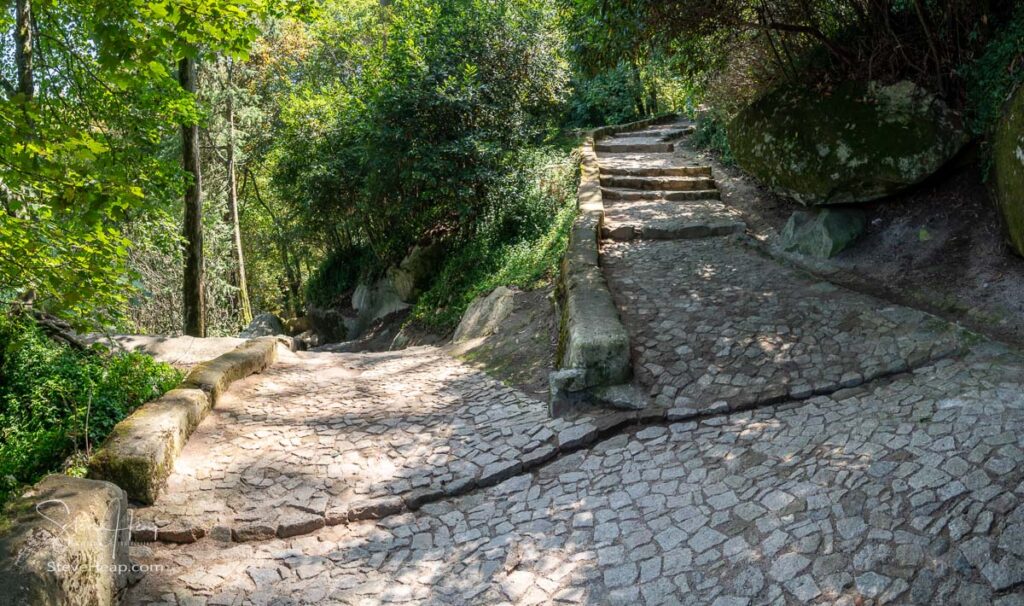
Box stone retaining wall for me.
[88,337,279,504]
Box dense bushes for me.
[412,145,580,329]
[272,0,568,274]
[565,64,648,127]
[690,110,735,165]
[262,0,585,328]
[964,5,1024,137]
[304,245,374,309]
[0,314,181,506]
[567,0,1021,123]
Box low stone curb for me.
[88,337,279,505]
[0,475,130,606]
[553,115,679,409]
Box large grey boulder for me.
[306,305,348,343]
[993,83,1024,256]
[345,278,410,340]
[351,278,408,320]
[239,313,286,338]
[387,243,444,303]
[779,208,867,258]
[452,286,516,343]
[0,476,131,606]
[728,80,967,205]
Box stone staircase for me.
[596,121,745,241]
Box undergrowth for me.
[964,6,1024,138]
[304,245,374,309]
[690,110,735,165]
[410,145,580,330]
[0,314,181,507]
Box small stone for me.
[347,496,404,521]
[855,571,890,598]
[688,527,727,553]
[604,563,639,588]
[770,553,810,582]
[558,423,599,450]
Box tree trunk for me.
[180,57,206,337]
[15,0,33,98]
[225,60,253,325]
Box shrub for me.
[964,6,1024,137]
[0,313,181,506]
[272,0,569,270]
[411,145,580,329]
[690,110,735,165]
[304,245,374,309]
[565,63,647,127]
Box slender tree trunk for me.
[180,57,206,337]
[15,0,33,99]
[225,60,253,325]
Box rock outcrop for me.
[993,83,1024,256]
[779,208,867,258]
[452,286,517,343]
[239,313,286,338]
[387,243,444,303]
[728,80,967,205]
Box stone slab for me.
[87,388,209,505]
[602,199,745,241]
[0,476,130,606]
[556,135,632,393]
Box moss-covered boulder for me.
[993,83,1024,256]
[779,208,866,258]
[728,81,967,205]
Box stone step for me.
[600,175,716,191]
[613,126,694,141]
[602,219,745,241]
[601,187,721,201]
[600,165,712,178]
[595,141,675,153]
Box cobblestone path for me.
[125,124,1024,605]
[602,238,966,414]
[133,347,611,543]
[128,347,1024,605]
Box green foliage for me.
[304,245,373,308]
[0,0,298,327]
[964,6,1024,137]
[565,63,646,127]
[690,111,735,165]
[271,0,570,272]
[0,314,181,506]
[411,146,579,329]
[563,0,1015,119]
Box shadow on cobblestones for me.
[127,346,1024,605]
